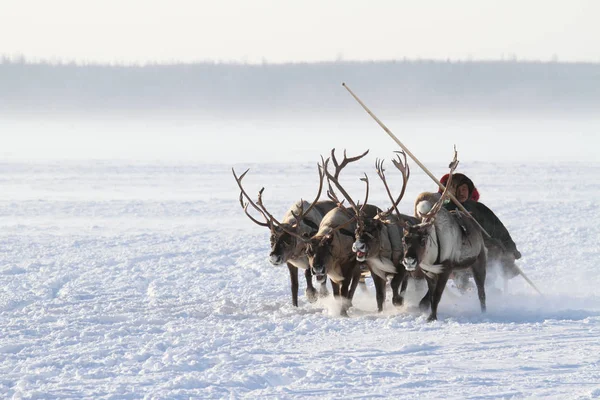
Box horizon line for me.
[2,54,600,68]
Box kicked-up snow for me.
[1,155,600,399]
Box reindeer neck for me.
[422,223,441,266]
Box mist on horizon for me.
[1,60,598,163]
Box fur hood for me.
[414,192,442,219]
[439,173,480,202]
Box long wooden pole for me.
[342,82,542,295]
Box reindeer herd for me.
[233,148,490,321]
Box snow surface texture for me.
[1,156,600,399]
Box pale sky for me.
[1,0,599,64]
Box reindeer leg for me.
[328,280,350,316]
[419,278,432,312]
[329,279,345,315]
[423,276,437,319]
[358,263,369,293]
[303,268,318,303]
[391,269,406,307]
[472,251,487,313]
[340,280,350,298]
[427,271,450,322]
[347,263,362,302]
[318,276,330,298]
[287,263,300,307]
[336,264,361,317]
[338,279,352,317]
[372,272,387,312]
[330,281,341,298]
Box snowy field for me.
[1,121,600,399]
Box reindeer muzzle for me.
[311,264,326,277]
[269,254,283,265]
[403,257,417,272]
[352,240,368,262]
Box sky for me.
[1,0,599,64]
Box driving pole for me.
[341,82,542,295]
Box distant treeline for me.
[1,59,599,117]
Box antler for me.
[255,187,286,229]
[326,179,345,207]
[232,168,271,228]
[232,168,296,232]
[324,148,370,238]
[376,150,410,220]
[358,173,369,211]
[233,164,326,241]
[291,162,325,223]
[330,148,370,180]
[286,163,326,238]
[324,149,369,212]
[325,156,347,207]
[420,146,459,224]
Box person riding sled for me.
[439,173,522,281]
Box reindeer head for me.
[352,215,384,262]
[401,223,434,271]
[268,211,318,265]
[268,225,299,265]
[306,232,334,283]
[305,208,357,283]
[232,165,324,266]
[353,152,411,262]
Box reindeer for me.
[347,152,424,312]
[232,165,336,307]
[303,149,382,316]
[402,152,488,321]
[305,208,363,315]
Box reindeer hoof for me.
[392,295,404,307]
[427,314,437,322]
[318,286,329,298]
[419,299,431,312]
[305,288,318,303]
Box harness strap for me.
[339,228,355,238]
[303,219,319,231]
[434,237,441,265]
[433,224,442,265]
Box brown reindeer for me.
[305,208,360,315]
[348,152,425,312]
[304,149,382,316]
[232,165,336,307]
[402,152,488,321]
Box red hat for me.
[438,173,479,202]
[471,187,480,202]
[439,174,450,190]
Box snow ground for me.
[1,152,600,399]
